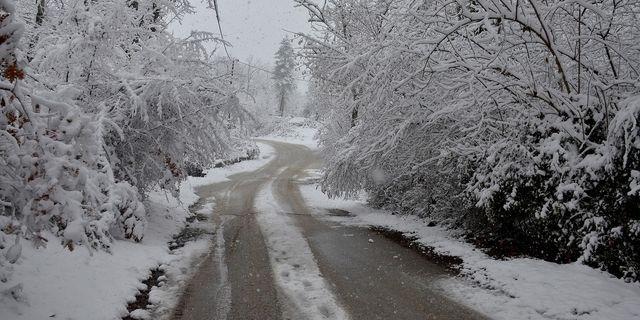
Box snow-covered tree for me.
[272,37,297,117]
[1,0,249,299]
[25,0,249,194]
[297,0,640,280]
[237,57,276,123]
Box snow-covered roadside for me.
[0,190,197,320]
[0,142,275,320]
[254,177,349,320]
[258,116,320,150]
[297,174,640,320]
[179,142,276,206]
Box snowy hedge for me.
[298,0,640,281]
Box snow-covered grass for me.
[298,171,640,320]
[254,177,349,320]
[0,142,276,320]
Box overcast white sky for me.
[171,0,312,66]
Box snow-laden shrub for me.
[470,94,640,278]
[579,96,640,279]
[0,1,145,300]
[0,87,147,250]
[2,89,147,247]
[25,0,249,196]
[0,0,247,251]
[1,0,27,296]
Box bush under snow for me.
[298,0,640,280]
[1,0,250,301]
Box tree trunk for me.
[35,0,46,26]
[350,87,359,127]
[279,91,286,117]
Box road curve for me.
[171,140,488,320]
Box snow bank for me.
[298,172,640,320]
[0,190,189,320]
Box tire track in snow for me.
[255,174,350,320]
[212,215,232,320]
[210,180,242,320]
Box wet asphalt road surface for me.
[171,140,488,320]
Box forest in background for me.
[298,0,640,281]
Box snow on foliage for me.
[298,0,640,280]
[1,0,247,301]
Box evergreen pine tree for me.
[272,37,296,116]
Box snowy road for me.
[172,140,486,320]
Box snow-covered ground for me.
[0,142,275,320]
[0,190,202,320]
[258,116,320,149]
[298,173,640,320]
